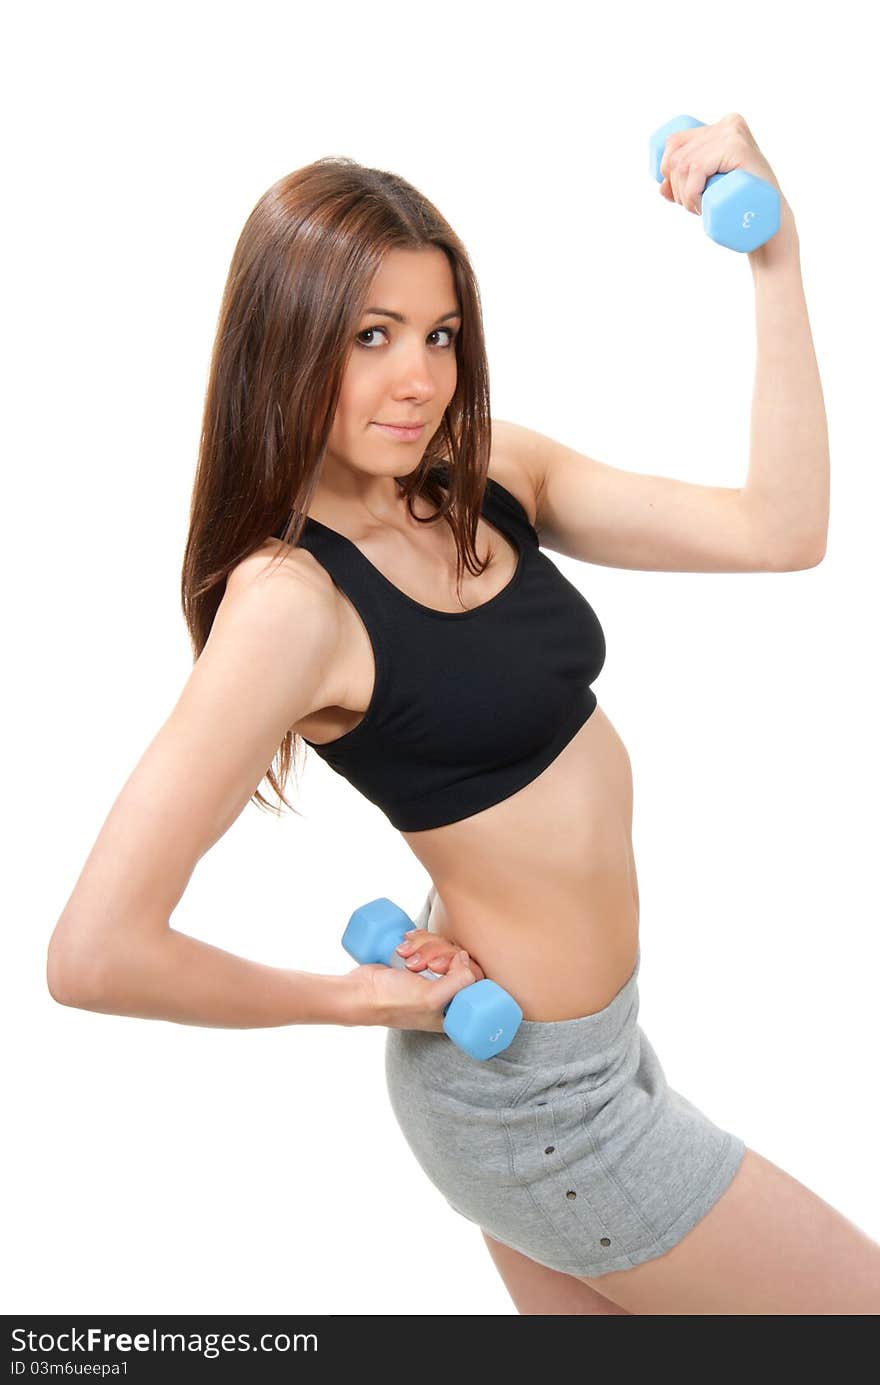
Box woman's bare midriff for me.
[282,461,639,1023]
[400,705,639,1021]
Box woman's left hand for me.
[658,112,785,216]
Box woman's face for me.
[325,246,461,486]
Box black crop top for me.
[276,465,606,831]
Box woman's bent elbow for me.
[46,936,106,1010]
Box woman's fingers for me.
[396,928,445,966]
[658,113,781,217]
[394,927,486,981]
[399,943,477,977]
[405,947,456,972]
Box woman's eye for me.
[355,326,457,349]
[356,327,385,348]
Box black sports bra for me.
[275,465,606,831]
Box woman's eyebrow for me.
[363,307,462,324]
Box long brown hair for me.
[180,156,492,815]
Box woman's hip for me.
[383,936,744,1277]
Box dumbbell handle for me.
[385,947,445,984]
[382,940,506,1030]
[382,941,523,1060]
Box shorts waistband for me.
[497,945,641,1064]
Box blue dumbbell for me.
[342,897,523,1061]
[649,114,781,253]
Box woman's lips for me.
[372,422,425,441]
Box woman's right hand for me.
[346,950,480,1032]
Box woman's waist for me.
[423,860,640,1022]
[420,794,640,936]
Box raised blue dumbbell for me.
[649,114,781,253]
[342,897,523,1061]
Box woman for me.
[47,119,880,1314]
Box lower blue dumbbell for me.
[342,897,523,1061]
[649,114,781,253]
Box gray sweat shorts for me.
[384,887,746,1278]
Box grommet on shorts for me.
[600,1237,612,1246]
[544,1145,555,1154]
[566,1189,577,1199]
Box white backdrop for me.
[5,0,877,1316]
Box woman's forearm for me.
[744,199,830,561]
[50,926,368,1029]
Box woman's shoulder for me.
[222,539,349,713]
[226,536,342,621]
[487,420,541,528]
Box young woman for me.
[47,118,880,1314]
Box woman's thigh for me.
[575,1146,880,1315]
[482,1232,631,1315]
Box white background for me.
[5,0,877,1316]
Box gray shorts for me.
[384,887,746,1277]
